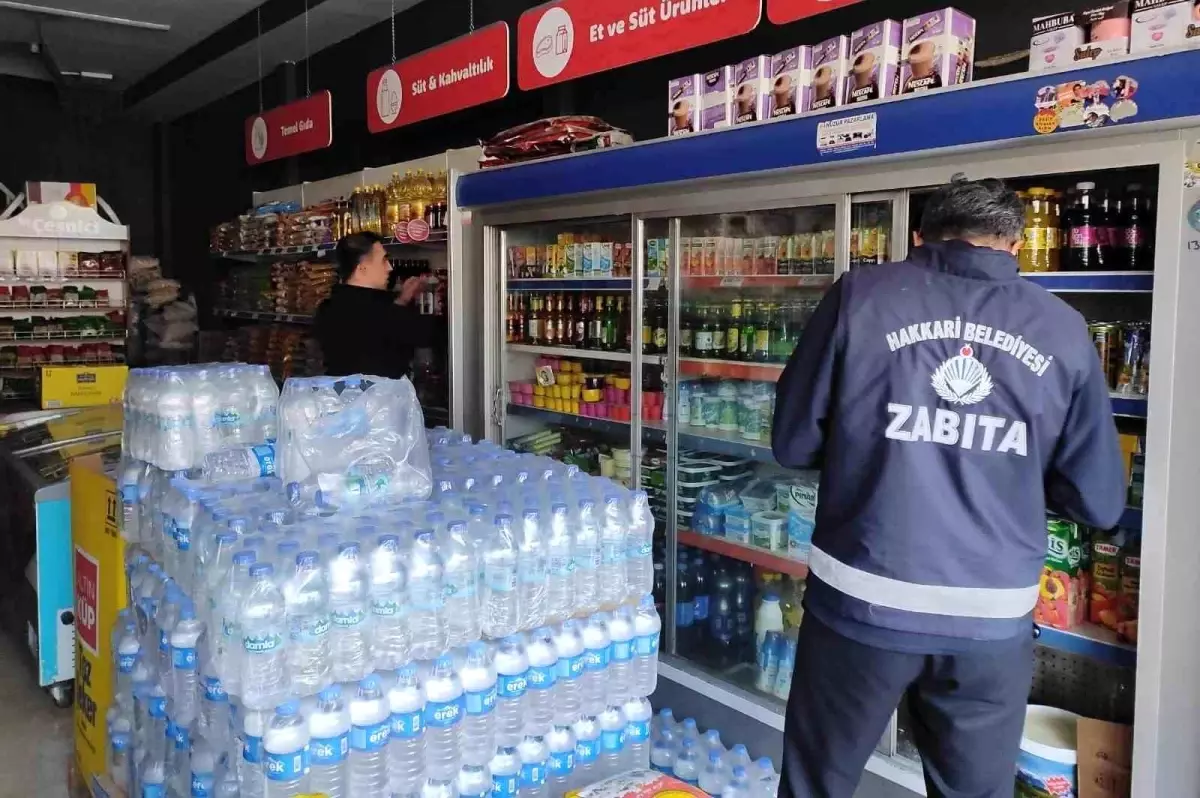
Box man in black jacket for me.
[315,231,431,378]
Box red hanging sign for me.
[245,91,334,165]
[767,0,864,25]
[367,22,511,133]
[517,0,762,91]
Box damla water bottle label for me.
[190,773,213,798]
[634,632,660,657]
[549,751,576,775]
[243,632,282,654]
[519,763,546,788]
[555,653,585,681]
[625,720,651,743]
[575,738,599,764]
[492,773,518,798]
[486,564,517,592]
[497,672,528,700]
[172,646,198,670]
[265,749,309,781]
[309,733,349,765]
[424,696,465,728]
[601,729,625,752]
[350,720,390,752]
[466,685,498,715]
[527,664,557,691]
[610,639,633,663]
[331,607,366,628]
[583,646,610,672]
[390,709,423,738]
[202,677,227,703]
[243,734,263,764]
[291,614,331,641]
[370,599,402,617]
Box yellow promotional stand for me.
[70,455,125,798]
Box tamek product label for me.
[492,773,518,798]
[520,763,546,788]
[549,750,576,774]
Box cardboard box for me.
[1032,12,1088,70]
[1077,718,1132,798]
[1130,0,1196,53]
[899,7,976,93]
[768,46,811,118]
[847,20,903,103]
[732,55,770,125]
[701,66,736,130]
[1075,2,1132,63]
[41,364,128,410]
[25,181,96,208]
[668,74,702,136]
[810,35,849,111]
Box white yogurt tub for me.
[1016,704,1080,798]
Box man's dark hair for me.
[919,176,1024,244]
[335,231,384,282]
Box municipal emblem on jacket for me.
[931,345,993,406]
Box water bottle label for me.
[265,748,309,781]
[583,647,610,673]
[634,633,660,657]
[549,751,575,775]
[172,646,197,671]
[610,640,633,663]
[573,549,601,571]
[444,577,477,600]
[159,629,170,654]
[291,614,331,641]
[370,599,402,618]
[309,733,349,765]
[555,653,585,681]
[548,555,573,577]
[173,724,191,751]
[637,542,653,557]
[625,720,650,742]
[250,445,276,478]
[163,516,177,544]
[243,734,263,764]
[243,632,283,654]
[527,664,557,691]
[412,581,446,611]
[390,709,423,738]
[331,608,366,628]
[519,561,547,586]
[118,652,137,673]
[466,685,497,715]
[350,720,390,752]
[121,484,138,504]
[519,763,546,788]
[497,673,527,700]
[575,739,599,764]
[424,696,465,728]
[694,595,710,622]
[190,773,213,798]
[149,696,167,719]
[600,542,623,566]
[202,677,227,703]
[486,564,517,593]
[214,409,241,428]
[143,785,165,798]
[492,773,518,798]
[601,729,624,753]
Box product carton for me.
[1074,2,1132,63]
[1031,12,1087,71]
[899,7,976,93]
[1130,0,1199,53]
[846,20,903,103]
[667,74,702,136]
[732,55,771,124]
[768,46,811,118]
[810,35,849,111]
[1034,517,1087,630]
[700,66,736,130]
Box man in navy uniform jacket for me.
[772,177,1125,798]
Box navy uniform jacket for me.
[772,240,1125,652]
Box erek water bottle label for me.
[118,653,137,673]
[625,720,651,742]
[390,709,423,738]
[202,677,227,703]
[527,665,557,691]
[243,734,263,764]
[291,615,331,641]
[173,725,191,751]
[466,686,498,715]
[583,647,610,672]
[310,733,350,765]
[172,646,198,670]
[519,763,546,788]
[424,696,465,727]
[332,608,366,628]
[243,632,282,653]
[492,774,518,798]
[249,445,276,477]
[176,526,191,552]
[555,654,585,681]
[350,720,390,752]
[601,730,624,752]
[190,773,214,798]
[497,673,528,699]
[575,739,599,764]
[634,633,660,656]
[549,751,576,775]
[265,749,309,780]
[610,640,633,663]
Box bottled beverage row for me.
[1089,320,1149,397]
[507,236,634,280]
[679,298,816,363]
[508,358,665,424]
[506,293,640,353]
[1017,182,1154,272]
[650,708,779,798]
[351,170,450,236]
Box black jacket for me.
[314,283,431,378]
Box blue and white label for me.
[519,763,546,788]
[290,614,331,642]
[331,608,366,628]
[555,653,585,681]
[634,632,660,657]
[202,677,227,703]
[350,720,390,752]
[583,647,610,673]
[425,696,465,728]
[118,652,137,674]
[175,525,191,552]
[190,773,213,798]
[549,751,576,775]
[390,710,423,739]
[172,646,197,671]
[309,734,349,766]
[159,630,170,654]
[610,640,633,663]
[600,542,623,565]
[486,564,517,592]
[601,729,624,753]
[243,734,263,764]
[370,599,402,617]
[575,738,599,764]
[519,561,547,586]
[527,664,556,691]
[214,409,241,428]
[243,632,282,654]
[148,696,167,719]
[497,672,528,700]
[265,749,308,781]
[492,773,518,798]
[625,720,651,743]
[466,685,497,715]
[173,724,191,751]
[248,445,276,477]
[142,784,166,798]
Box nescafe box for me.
[899,8,976,94]
[701,66,736,130]
[1130,0,1195,53]
[768,46,811,118]
[1030,12,1087,71]
[732,55,771,125]
[1074,2,1132,63]
[846,20,902,104]
[668,74,702,136]
[810,35,849,111]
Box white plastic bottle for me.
[368,533,411,671]
[284,550,333,697]
[621,696,653,771]
[725,744,752,773]
[388,662,426,798]
[493,635,528,748]
[750,757,779,798]
[524,628,557,734]
[157,370,195,471]
[240,707,268,798]
[168,601,203,728]
[203,445,278,482]
[238,562,288,711]
[606,605,635,707]
[489,745,520,798]
[631,594,661,699]
[424,654,465,781]
[443,520,481,647]
[216,550,258,699]
[597,705,626,780]
[309,684,351,798]
[264,700,310,798]
[649,723,676,775]
[250,364,280,442]
[517,734,549,798]
[543,503,574,623]
[571,500,600,615]
[460,642,498,767]
[481,514,519,639]
[571,715,600,790]
[545,724,576,796]
[596,494,627,607]
[409,528,448,661]
[350,674,392,798]
[702,729,725,761]
[579,614,610,717]
[551,620,584,725]
[457,762,492,798]
[108,722,133,792]
[624,491,655,599]
[721,765,752,798]
[673,737,701,785]
[698,749,729,796]
[516,508,547,630]
[754,593,784,691]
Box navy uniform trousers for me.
[779,615,1035,798]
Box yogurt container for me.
[1016,705,1080,798]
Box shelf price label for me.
[766,0,864,25]
[719,276,745,288]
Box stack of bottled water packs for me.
[649,709,779,798]
[113,370,662,798]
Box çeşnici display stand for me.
[459,46,1200,796]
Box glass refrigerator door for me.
[665,201,838,703]
[849,193,904,268]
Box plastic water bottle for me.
[516,509,547,630]
[699,750,729,795]
[308,685,351,798]
[481,514,519,639]
[722,765,752,798]
[702,729,726,761]
[580,614,610,717]
[425,654,465,781]
[652,708,679,741]
[350,674,392,798]
[545,725,575,796]
[607,605,635,706]
[622,696,653,771]
[597,495,627,607]
[673,737,701,785]
[571,715,600,790]
[443,520,481,647]
[457,762,492,798]
[217,550,257,698]
[725,744,751,773]
[199,672,230,760]
[368,533,411,671]
[264,701,310,797]
[543,503,573,623]
[625,491,654,599]
[524,628,557,733]
[493,635,528,747]
[388,662,426,798]
[597,705,626,779]
[489,745,520,798]
[204,445,277,482]
[328,541,372,683]
[169,601,203,726]
[750,758,779,798]
[460,642,498,767]
[239,562,288,711]
[571,500,600,616]
[249,364,280,442]
[284,550,333,696]
[649,722,676,775]
[517,734,548,798]
[140,749,167,798]
[632,595,661,698]
[551,621,584,725]
[157,370,195,471]
[189,733,217,798]
[108,721,133,792]
[240,708,268,798]
[410,528,448,660]
[167,716,191,797]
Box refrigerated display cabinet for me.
[460,49,1200,795]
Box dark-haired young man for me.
[314,231,431,378]
[772,177,1124,798]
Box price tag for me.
[720,277,744,288]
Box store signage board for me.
[0,200,128,241]
[767,0,864,25]
[367,22,510,133]
[517,0,762,90]
[244,91,334,165]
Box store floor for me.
[0,633,73,797]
